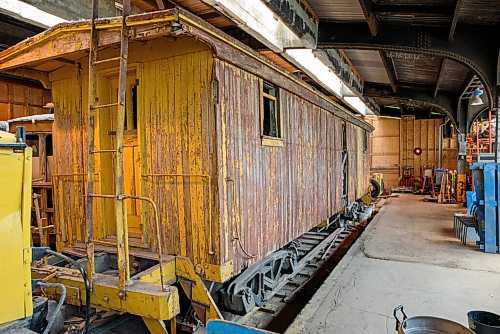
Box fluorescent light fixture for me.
[0,0,66,28]
[285,49,376,115]
[203,0,375,115]
[203,0,302,51]
[285,49,342,97]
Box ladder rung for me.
[90,149,117,154]
[93,56,121,65]
[90,102,119,110]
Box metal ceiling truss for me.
[317,23,499,112]
[363,82,458,125]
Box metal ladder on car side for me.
[85,0,167,296]
[85,0,132,295]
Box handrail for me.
[123,195,167,291]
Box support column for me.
[456,99,468,202]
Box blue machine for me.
[207,320,274,334]
[469,162,499,253]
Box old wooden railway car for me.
[0,8,373,329]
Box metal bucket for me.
[467,311,500,333]
[394,305,474,334]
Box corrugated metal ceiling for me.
[307,0,365,21]
[344,49,390,84]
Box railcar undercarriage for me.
[22,198,375,334]
[211,200,376,331]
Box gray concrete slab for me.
[287,194,500,334]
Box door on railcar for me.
[97,71,144,246]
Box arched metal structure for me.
[317,24,499,113]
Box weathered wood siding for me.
[400,115,457,175]
[0,77,51,121]
[138,49,216,266]
[368,117,401,189]
[52,75,86,249]
[49,36,371,281]
[51,39,218,273]
[215,60,370,274]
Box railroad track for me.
[236,221,368,331]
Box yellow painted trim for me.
[261,136,284,147]
[32,267,180,320]
[136,262,176,286]
[175,257,222,321]
[0,16,176,64]
[204,261,234,283]
[21,147,33,316]
[142,317,169,334]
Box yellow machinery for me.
[0,129,33,327]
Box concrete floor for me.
[286,194,500,334]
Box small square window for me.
[261,81,281,139]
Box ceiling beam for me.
[203,0,307,51]
[0,20,37,40]
[379,51,398,93]
[434,58,445,97]
[363,82,458,124]
[357,0,378,37]
[373,4,452,15]
[449,0,463,41]
[317,22,498,109]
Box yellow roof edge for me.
[0,10,178,67]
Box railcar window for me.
[261,82,281,138]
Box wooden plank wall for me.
[0,79,51,121]
[368,117,400,189]
[51,74,86,250]
[216,60,370,274]
[369,116,458,189]
[139,49,215,267]
[400,115,457,176]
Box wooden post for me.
[115,0,132,293]
[85,0,99,288]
